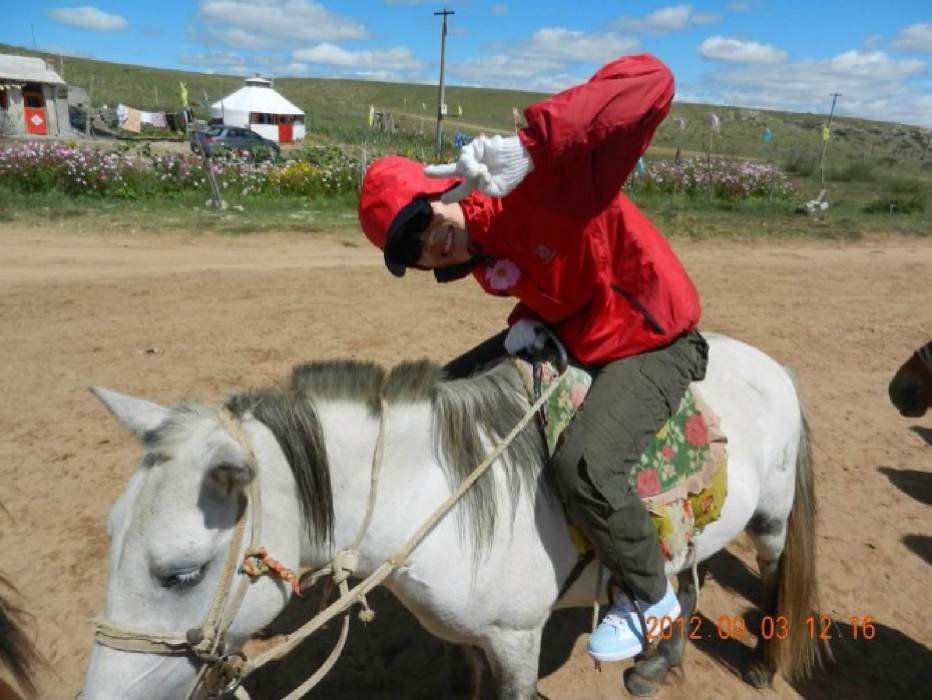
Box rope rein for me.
[234,367,569,699]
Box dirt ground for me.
[0,224,929,700]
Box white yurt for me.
[211,75,305,143]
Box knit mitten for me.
[424,134,534,202]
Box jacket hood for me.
[358,155,460,255]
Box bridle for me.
[93,408,261,698]
[92,361,570,699]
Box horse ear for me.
[90,387,171,442]
[207,461,255,496]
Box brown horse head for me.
[889,341,932,418]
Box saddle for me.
[518,360,728,565]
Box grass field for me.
[1,42,929,238]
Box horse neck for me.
[312,400,451,575]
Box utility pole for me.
[818,92,841,186]
[433,8,454,157]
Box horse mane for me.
[0,572,40,699]
[223,358,548,556]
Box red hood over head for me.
[358,155,460,252]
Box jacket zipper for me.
[610,284,666,335]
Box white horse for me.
[82,334,824,699]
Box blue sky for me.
[3,1,931,126]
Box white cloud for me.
[293,43,423,72]
[491,4,509,16]
[527,28,639,63]
[271,61,309,75]
[197,0,366,47]
[828,50,924,78]
[698,49,931,126]
[698,36,787,64]
[891,23,932,52]
[47,6,127,31]
[452,28,637,91]
[615,4,720,33]
[201,26,274,50]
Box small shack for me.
[211,75,305,144]
[0,53,70,137]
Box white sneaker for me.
[587,580,681,662]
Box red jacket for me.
[463,54,700,364]
[358,54,700,366]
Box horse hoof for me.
[743,660,774,689]
[624,668,662,697]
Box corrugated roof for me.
[0,53,66,85]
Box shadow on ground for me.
[878,465,932,506]
[243,584,588,699]
[910,426,932,447]
[694,550,932,700]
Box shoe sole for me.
[587,599,682,663]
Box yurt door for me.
[22,85,47,135]
[278,116,292,143]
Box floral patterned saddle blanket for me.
[518,360,729,564]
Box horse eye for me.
[161,565,207,590]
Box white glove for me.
[424,134,533,204]
[503,319,546,355]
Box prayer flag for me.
[822,125,830,142]
[368,105,374,127]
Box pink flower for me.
[569,383,587,409]
[485,259,520,291]
[636,468,660,497]
[661,444,674,461]
[685,414,709,447]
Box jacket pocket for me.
[610,284,666,336]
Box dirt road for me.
[0,226,929,699]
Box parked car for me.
[191,126,280,159]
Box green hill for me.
[3,42,929,176]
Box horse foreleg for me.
[624,569,701,697]
[481,624,542,700]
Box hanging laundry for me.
[123,107,141,133]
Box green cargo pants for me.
[444,329,709,603]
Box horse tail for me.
[0,573,40,699]
[767,409,829,680]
